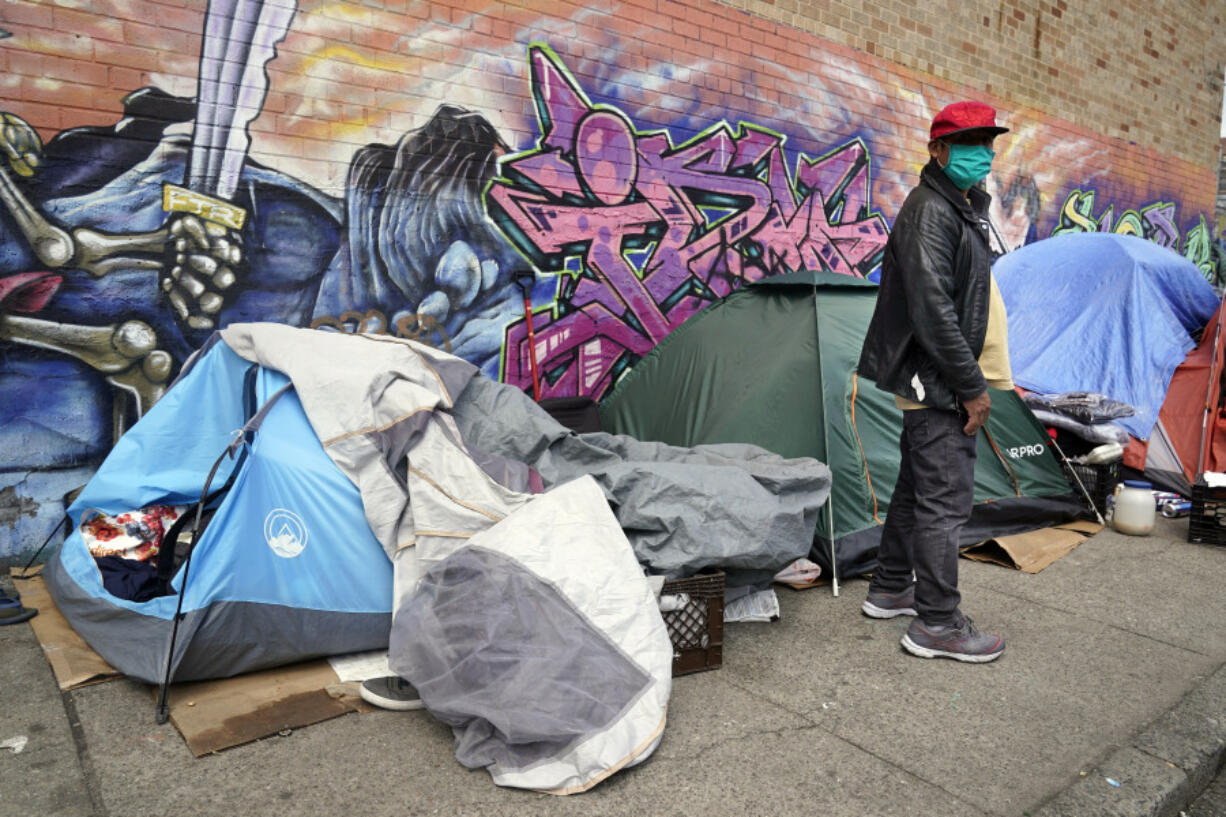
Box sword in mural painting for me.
[155,0,297,724]
[161,0,298,328]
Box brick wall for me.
[2,2,1221,207]
[720,0,1226,171]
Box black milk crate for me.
[1064,461,1121,518]
[660,571,724,676]
[1188,480,1226,545]
[537,396,602,433]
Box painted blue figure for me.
[313,104,525,379]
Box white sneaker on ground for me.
[359,676,425,711]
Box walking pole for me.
[1046,429,1107,525]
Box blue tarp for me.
[993,233,1219,440]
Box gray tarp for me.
[450,375,832,581]
[390,477,673,793]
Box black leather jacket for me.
[857,159,995,411]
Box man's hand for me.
[961,390,991,435]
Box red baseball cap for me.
[930,101,1009,141]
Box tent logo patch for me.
[264,509,308,558]
[1008,444,1047,459]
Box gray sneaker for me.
[861,585,918,619]
[359,676,425,711]
[901,615,1005,663]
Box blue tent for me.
[44,338,393,684]
[993,233,1219,440]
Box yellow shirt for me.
[895,272,1013,410]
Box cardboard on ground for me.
[11,568,374,756]
[961,519,1103,573]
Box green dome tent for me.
[599,270,1081,588]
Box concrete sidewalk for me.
[3,514,1226,817]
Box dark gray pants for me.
[871,408,977,626]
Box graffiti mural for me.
[1,0,1221,562]
[312,104,523,371]
[0,0,524,561]
[488,46,890,398]
[0,0,333,562]
[1053,189,1218,281]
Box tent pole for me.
[155,444,233,724]
[1196,302,1225,476]
[812,284,839,596]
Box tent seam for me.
[322,406,435,446]
[849,373,883,524]
[538,711,668,796]
[408,464,505,523]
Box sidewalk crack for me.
[984,586,1213,657]
[60,689,109,817]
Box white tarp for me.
[218,323,828,792]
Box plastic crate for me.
[537,396,602,433]
[1063,461,1121,518]
[660,571,724,676]
[1188,480,1226,545]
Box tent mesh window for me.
[660,572,724,676]
[1064,461,1121,518]
[1189,480,1226,545]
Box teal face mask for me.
[941,143,995,190]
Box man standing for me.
[856,101,1014,663]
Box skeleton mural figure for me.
[0,0,528,561]
[0,0,328,561]
[0,119,340,561]
[0,100,525,560]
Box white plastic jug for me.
[1112,480,1155,536]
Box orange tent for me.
[1124,302,1226,495]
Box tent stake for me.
[513,269,542,401]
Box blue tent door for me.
[46,340,393,684]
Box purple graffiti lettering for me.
[507,150,585,198]
[490,47,888,398]
[1144,204,1178,247]
[1097,205,1114,234]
